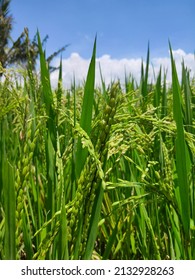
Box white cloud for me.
[50,53,90,86]
[152,50,195,83]
[172,49,186,57]
[50,49,194,89]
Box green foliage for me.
[169,44,191,249]
[0,38,195,260]
[75,36,97,178]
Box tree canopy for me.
[0,0,68,74]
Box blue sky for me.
[10,0,195,86]
[10,0,195,58]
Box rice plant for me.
[0,35,195,260]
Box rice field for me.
[0,35,195,260]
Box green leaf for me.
[75,36,97,178]
[83,181,105,259]
[169,42,190,241]
[3,159,16,259]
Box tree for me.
[0,0,13,68]
[0,0,68,74]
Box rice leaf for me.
[75,36,97,178]
[3,158,16,259]
[83,181,105,259]
[169,43,190,241]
